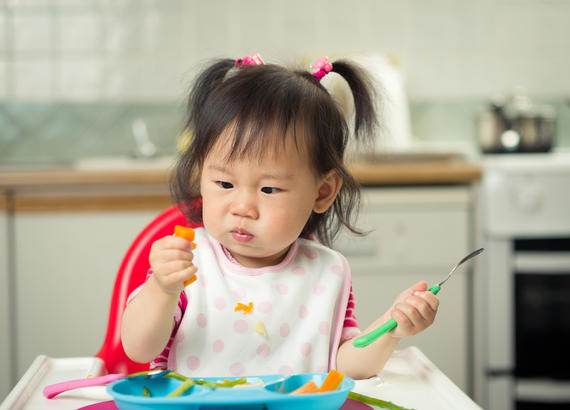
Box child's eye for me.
[217,181,234,189]
[261,187,280,194]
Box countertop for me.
[0,160,481,188]
[0,159,481,212]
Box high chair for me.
[95,202,202,375]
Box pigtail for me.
[330,60,378,141]
[185,59,235,131]
[301,58,379,246]
[173,58,235,224]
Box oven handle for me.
[514,251,570,273]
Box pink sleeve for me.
[340,285,360,342]
[126,269,187,370]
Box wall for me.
[1,0,569,160]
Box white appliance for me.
[475,152,570,410]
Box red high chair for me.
[95,202,202,374]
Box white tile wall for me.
[58,13,101,53]
[59,57,103,100]
[0,12,6,53]
[12,57,54,98]
[12,13,52,53]
[0,0,569,101]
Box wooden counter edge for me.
[1,161,482,212]
[349,161,482,185]
[0,191,8,211]
[0,168,172,188]
[12,192,172,213]
[1,162,482,189]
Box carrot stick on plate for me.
[317,369,345,392]
[290,380,318,395]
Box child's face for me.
[200,132,328,268]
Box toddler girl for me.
[121,54,439,380]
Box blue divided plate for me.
[107,372,354,410]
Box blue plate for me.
[107,372,354,410]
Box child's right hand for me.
[148,236,197,294]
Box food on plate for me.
[166,378,195,397]
[347,391,413,410]
[317,369,345,392]
[290,380,319,394]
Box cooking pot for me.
[477,92,556,153]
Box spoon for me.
[43,370,170,399]
[352,247,485,348]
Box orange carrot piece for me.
[174,225,195,242]
[317,369,345,392]
[290,380,318,395]
[184,275,197,287]
[174,225,197,287]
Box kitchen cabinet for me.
[11,200,166,382]
[335,186,472,393]
[0,192,12,400]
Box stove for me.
[474,152,570,410]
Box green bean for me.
[194,377,248,389]
[164,372,189,382]
[347,392,414,410]
[166,379,195,397]
[127,370,170,379]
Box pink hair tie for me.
[310,56,333,80]
[235,53,264,67]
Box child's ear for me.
[313,170,343,214]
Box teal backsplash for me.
[0,102,186,167]
[409,99,570,148]
[1,99,569,167]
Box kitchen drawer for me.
[334,187,470,269]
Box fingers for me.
[151,248,194,265]
[149,236,198,294]
[410,280,428,293]
[391,291,439,337]
[152,236,195,253]
[393,281,428,305]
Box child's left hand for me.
[387,281,439,339]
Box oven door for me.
[513,238,570,409]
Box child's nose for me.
[230,190,259,219]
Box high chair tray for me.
[2,355,111,409]
[2,347,482,410]
[108,373,353,410]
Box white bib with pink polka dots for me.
[168,228,351,377]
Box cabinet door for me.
[335,187,471,392]
[0,194,11,399]
[13,210,161,379]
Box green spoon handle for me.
[352,284,441,348]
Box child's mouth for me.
[232,229,254,243]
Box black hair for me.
[172,57,377,247]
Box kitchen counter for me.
[0,160,482,188]
[0,160,481,211]
[349,160,481,185]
